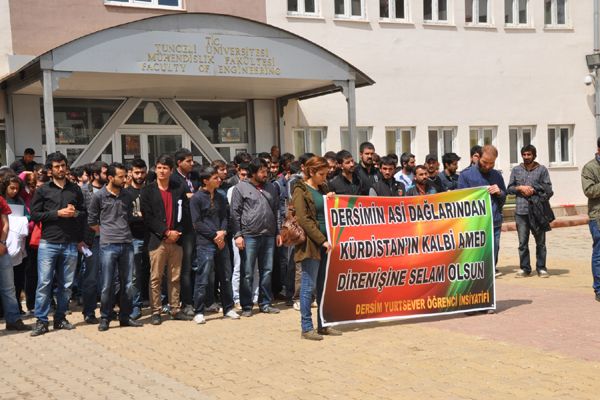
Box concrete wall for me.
[268,0,595,206]
[12,95,42,160]
[0,0,12,76]
[253,99,276,153]
[7,0,267,58]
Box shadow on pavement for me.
[498,265,570,276]
[334,299,533,333]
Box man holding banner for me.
[458,145,506,277]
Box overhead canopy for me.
[1,13,374,100]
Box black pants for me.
[515,213,547,273]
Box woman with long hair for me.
[292,156,342,340]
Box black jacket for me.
[370,178,405,197]
[140,180,192,251]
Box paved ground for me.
[1,224,599,400]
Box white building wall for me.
[253,99,276,153]
[0,0,12,78]
[12,95,43,158]
[267,0,595,206]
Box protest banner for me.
[321,187,495,327]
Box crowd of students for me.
[0,140,553,340]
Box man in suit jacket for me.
[141,154,193,325]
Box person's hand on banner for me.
[322,241,332,253]
[326,192,336,198]
[488,184,501,195]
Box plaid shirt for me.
[507,163,553,215]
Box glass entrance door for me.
[116,126,186,166]
[147,135,182,167]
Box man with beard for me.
[30,152,87,336]
[394,152,416,189]
[324,152,339,180]
[369,156,405,196]
[406,165,437,196]
[123,158,148,319]
[230,158,281,316]
[425,154,445,193]
[328,150,362,195]
[88,163,142,331]
[81,160,108,324]
[507,145,553,278]
[439,153,461,191]
[355,142,382,194]
[458,145,506,277]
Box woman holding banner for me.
[292,156,342,341]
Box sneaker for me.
[161,304,171,314]
[151,314,162,325]
[285,299,294,307]
[98,318,109,332]
[183,304,195,317]
[260,305,280,314]
[84,315,99,324]
[293,301,300,311]
[537,270,550,278]
[193,314,206,324]
[495,269,503,278]
[515,270,531,278]
[311,301,318,308]
[6,319,31,331]
[318,327,343,336]
[233,302,242,310]
[301,330,323,341]
[171,311,193,321]
[53,318,75,331]
[30,320,49,337]
[241,310,253,317]
[205,303,222,314]
[130,307,142,320]
[224,310,240,320]
[119,318,143,327]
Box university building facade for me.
[0,0,596,206]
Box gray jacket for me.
[507,162,553,215]
[230,180,280,238]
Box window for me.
[469,126,495,147]
[505,0,528,25]
[385,127,414,155]
[424,0,448,23]
[40,98,124,157]
[105,0,182,9]
[340,126,372,157]
[335,0,366,18]
[466,0,491,24]
[380,0,407,20]
[509,126,534,164]
[288,0,319,15]
[548,125,572,165]
[428,127,455,158]
[294,127,326,156]
[544,0,567,26]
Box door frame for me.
[116,125,189,166]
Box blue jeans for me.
[99,243,134,321]
[279,245,296,300]
[193,245,234,315]
[0,253,21,324]
[81,236,100,317]
[131,239,149,312]
[589,220,600,294]
[493,225,501,268]
[300,249,327,332]
[240,235,275,310]
[34,240,78,323]
[516,214,547,273]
